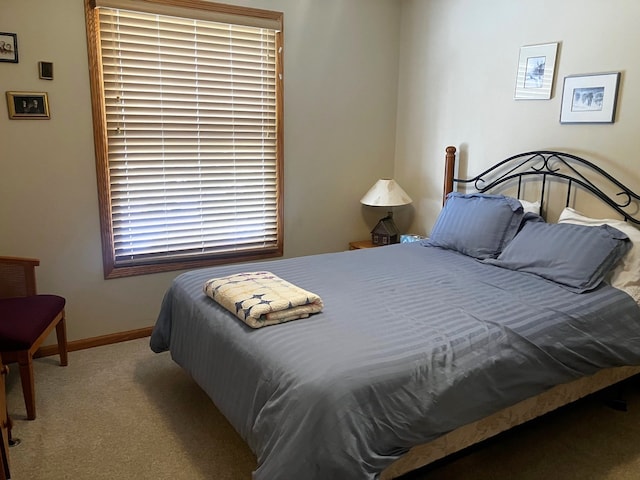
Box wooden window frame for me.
[84,0,284,278]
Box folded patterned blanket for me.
[203,271,324,328]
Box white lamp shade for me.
[360,179,412,207]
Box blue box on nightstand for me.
[400,234,425,243]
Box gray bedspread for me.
[150,242,640,479]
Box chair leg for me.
[17,353,36,420]
[56,312,68,367]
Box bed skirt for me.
[381,364,640,479]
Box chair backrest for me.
[0,257,40,299]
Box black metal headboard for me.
[443,146,640,225]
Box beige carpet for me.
[5,338,640,479]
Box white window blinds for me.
[91,2,283,275]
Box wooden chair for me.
[0,256,68,420]
[0,364,12,480]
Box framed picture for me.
[514,42,559,100]
[39,61,54,80]
[6,91,51,119]
[0,32,18,63]
[560,72,621,124]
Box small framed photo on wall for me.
[39,61,54,80]
[6,91,51,119]
[514,42,559,100]
[560,72,621,124]
[0,32,18,63]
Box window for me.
[84,0,283,278]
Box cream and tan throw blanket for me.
[203,271,324,328]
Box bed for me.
[150,146,640,479]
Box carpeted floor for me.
[5,338,640,479]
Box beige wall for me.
[396,0,640,234]
[0,0,401,342]
[7,0,638,344]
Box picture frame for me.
[39,61,54,80]
[560,72,621,124]
[6,91,51,119]
[0,32,18,63]
[514,42,559,100]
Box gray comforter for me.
[150,242,640,479]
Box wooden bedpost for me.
[443,146,457,205]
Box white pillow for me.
[515,198,541,215]
[558,207,640,303]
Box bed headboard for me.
[443,146,640,225]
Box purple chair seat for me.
[0,295,66,351]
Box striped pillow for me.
[425,193,524,259]
[485,221,631,293]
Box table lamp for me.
[360,179,412,245]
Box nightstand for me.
[349,240,380,250]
